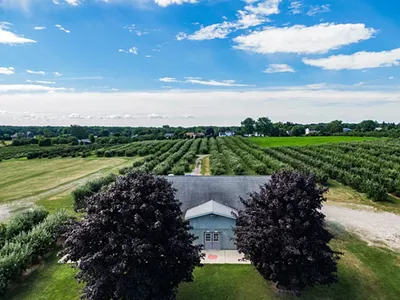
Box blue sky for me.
[0,0,399,126]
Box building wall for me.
[188,214,236,250]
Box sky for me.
[0,0,399,126]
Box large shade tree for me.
[63,172,203,300]
[234,171,340,294]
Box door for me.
[204,232,221,250]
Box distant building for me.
[26,131,34,139]
[164,133,175,139]
[375,127,383,131]
[185,132,195,138]
[79,139,92,145]
[219,131,236,137]
[195,132,205,138]
[305,128,317,135]
[343,128,353,133]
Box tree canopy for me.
[234,171,340,293]
[63,172,203,300]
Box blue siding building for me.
[167,176,270,250]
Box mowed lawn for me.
[0,157,135,203]
[248,136,377,147]
[4,227,400,300]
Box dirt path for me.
[190,155,208,176]
[323,203,400,251]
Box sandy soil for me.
[323,204,400,251]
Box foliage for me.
[0,210,72,295]
[235,171,340,293]
[63,172,203,300]
[0,207,48,248]
[72,173,117,211]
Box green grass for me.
[0,157,138,204]
[4,227,400,300]
[326,180,400,215]
[248,136,378,148]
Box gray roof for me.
[166,176,270,213]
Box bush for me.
[0,207,48,248]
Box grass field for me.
[326,180,400,215]
[248,136,378,147]
[0,157,137,204]
[4,226,399,300]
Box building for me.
[218,131,236,137]
[167,176,270,250]
[185,132,195,138]
[79,139,92,145]
[305,128,317,135]
[343,128,353,133]
[164,133,175,139]
[26,131,34,139]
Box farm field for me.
[248,136,377,147]
[4,226,399,300]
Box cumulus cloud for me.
[53,72,63,77]
[185,78,253,87]
[233,23,376,54]
[178,22,235,41]
[148,113,167,119]
[389,76,394,80]
[27,70,46,75]
[119,47,138,54]
[244,0,282,16]
[0,22,36,45]
[68,113,85,119]
[34,26,46,30]
[263,64,295,73]
[307,4,331,16]
[303,48,400,70]
[154,0,198,7]
[0,67,15,75]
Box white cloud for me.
[26,80,56,84]
[65,0,81,5]
[303,48,400,70]
[159,77,180,83]
[263,64,295,73]
[34,26,46,30]
[184,78,252,87]
[288,1,302,14]
[236,10,268,29]
[307,4,331,16]
[0,84,67,92]
[176,32,188,41]
[55,24,70,33]
[244,0,282,16]
[145,55,152,58]
[119,47,138,54]
[0,67,15,75]
[68,113,85,119]
[389,76,394,80]
[53,72,63,77]
[148,113,166,119]
[354,82,365,87]
[57,76,103,80]
[154,0,198,7]
[179,22,235,41]
[0,22,36,45]
[233,23,376,54]
[27,70,46,75]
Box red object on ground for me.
[208,254,218,260]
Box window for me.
[205,233,212,242]
[213,233,219,242]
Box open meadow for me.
[248,136,377,147]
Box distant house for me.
[219,131,236,137]
[26,131,34,139]
[305,128,317,135]
[343,128,353,133]
[79,139,92,145]
[11,133,20,140]
[195,132,205,138]
[164,133,175,139]
[375,127,383,131]
[185,132,195,138]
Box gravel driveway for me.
[323,204,400,251]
